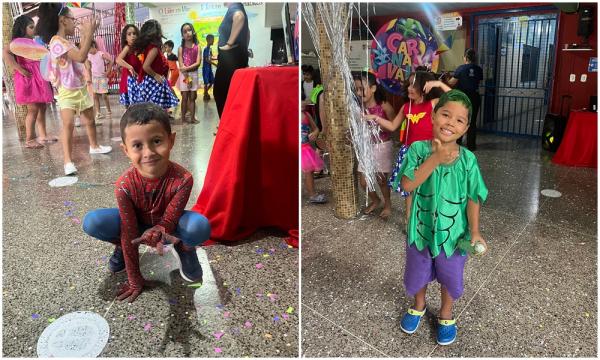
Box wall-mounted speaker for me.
[577,6,594,39]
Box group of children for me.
[4,4,212,303]
[302,67,488,346]
[4,4,218,175]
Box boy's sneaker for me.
[108,246,125,273]
[400,307,426,334]
[171,243,203,282]
[89,145,113,154]
[437,319,457,345]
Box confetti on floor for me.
[214,347,222,353]
[285,306,294,314]
[213,331,224,339]
[31,314,41,320]
[255,263,264,269]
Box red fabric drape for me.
[552,111,598,168]
[192,66,299,242]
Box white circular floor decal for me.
[541,189,562,198]
[37,311,109,358]
[49,176,78,187]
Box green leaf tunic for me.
[399,141,488,258]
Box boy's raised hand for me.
[432,139,459,165]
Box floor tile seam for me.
[103,247,149,318]
[303,304,392,358]
[427,220,531,357]
[484,204,596,239]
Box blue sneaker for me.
[400,307,426,334]
[437,319,457,345]
[171,244,203,282]
[108,246,125,273]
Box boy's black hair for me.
[302,65,314,75]
[120,103,172,141]
[35,3,65,44]
[120,24,139,49]
[134,19,164,52]
[12,15,34,40]
[410,71,443,101]
[464,48,477,63]
[164,40,174,48]
[180,23,198,49]
[206,34,214,41]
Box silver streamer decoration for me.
[302,2,381,193]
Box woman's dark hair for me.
[134,20,163,52]
[180,23,198,48]
[120,24,139,49]
[36,3,67,44]
[120,103,172,141]
[464,48,477,63]
[354,71,385,104]
[410,71,442,101]
[12,15,34,40]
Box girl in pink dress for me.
[177,23,201,124]
[2,15,56,148]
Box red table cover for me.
[552,110,597,168]
[192,66,299,241]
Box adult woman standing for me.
[448,48,483,151]
[214,2,250,118]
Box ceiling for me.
[354,2,507,16]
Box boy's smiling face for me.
[120,120,176,179]
[432,101,470,144]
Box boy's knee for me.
[181,213,211,245]
[82,211,100,236]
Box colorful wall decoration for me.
[370,18,440,95]
[149,3,270,67]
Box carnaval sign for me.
[370,18,440,95]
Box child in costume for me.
[354,72,396,219]
[87,40,113,120]
[366,71,442,222]
[163,40,180,88]
[135,20,179,110]
[3,15,56,148]
[397,89,488,346]
[202,34,216,101]
[177,23,201,124]
[301,107,327,204]
[36,3,112,175]
[116,24,142,107]
[82,103,211,303]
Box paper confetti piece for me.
[236,288,241,295]
[244,321,253,328]
[213,331,224,339]
[214,348,222,353]
[223,311,230,318]
[144,323,152,332]
[64,201,73,206]
[256,248,264,254]
[273,315,280,322]
[216,304,224,310]
[71,217,81,224]
[187,282,203,288]
[168,299,178,305]
[127,315,136,320]
[256,293,263,298]
[48,318,56,323]
[264,333,273,339]
[31,314,41,320]
[255,263,264,269]
[282,314,289,320]
[262,254,270,258]
[286,306,294,314]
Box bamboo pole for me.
[316,5,358,219]
[3,3,27,140]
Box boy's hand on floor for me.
[117,280,143,303]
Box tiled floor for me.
[2,96,298,357]
[301,134,597,357]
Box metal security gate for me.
[475,12,558,136]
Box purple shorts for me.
[403,242,467,300]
